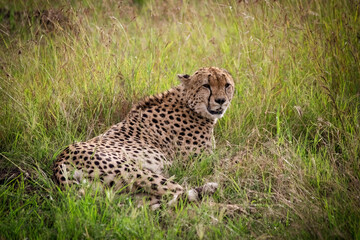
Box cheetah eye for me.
[203,84,211,89]
[225,83,231,88]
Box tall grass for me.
[0,0,359,239]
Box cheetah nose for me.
[215,98,226,105]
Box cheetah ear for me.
[177,74,190,86]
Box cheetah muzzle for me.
[53,67,235,208]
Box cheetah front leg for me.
[132,193,163,210]
[130,168,184,203]
[128,168,218,208]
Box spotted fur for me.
[53,67,235,207]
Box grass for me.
[0,0,359,239]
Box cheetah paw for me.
[187,189,199,202]
[187,182,219,202]
[202,182,218,195]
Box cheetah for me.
[53,67,235,208]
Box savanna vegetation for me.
[0,0,359,239]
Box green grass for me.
[0,0,359,239]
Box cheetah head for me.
[178,67,235,120]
